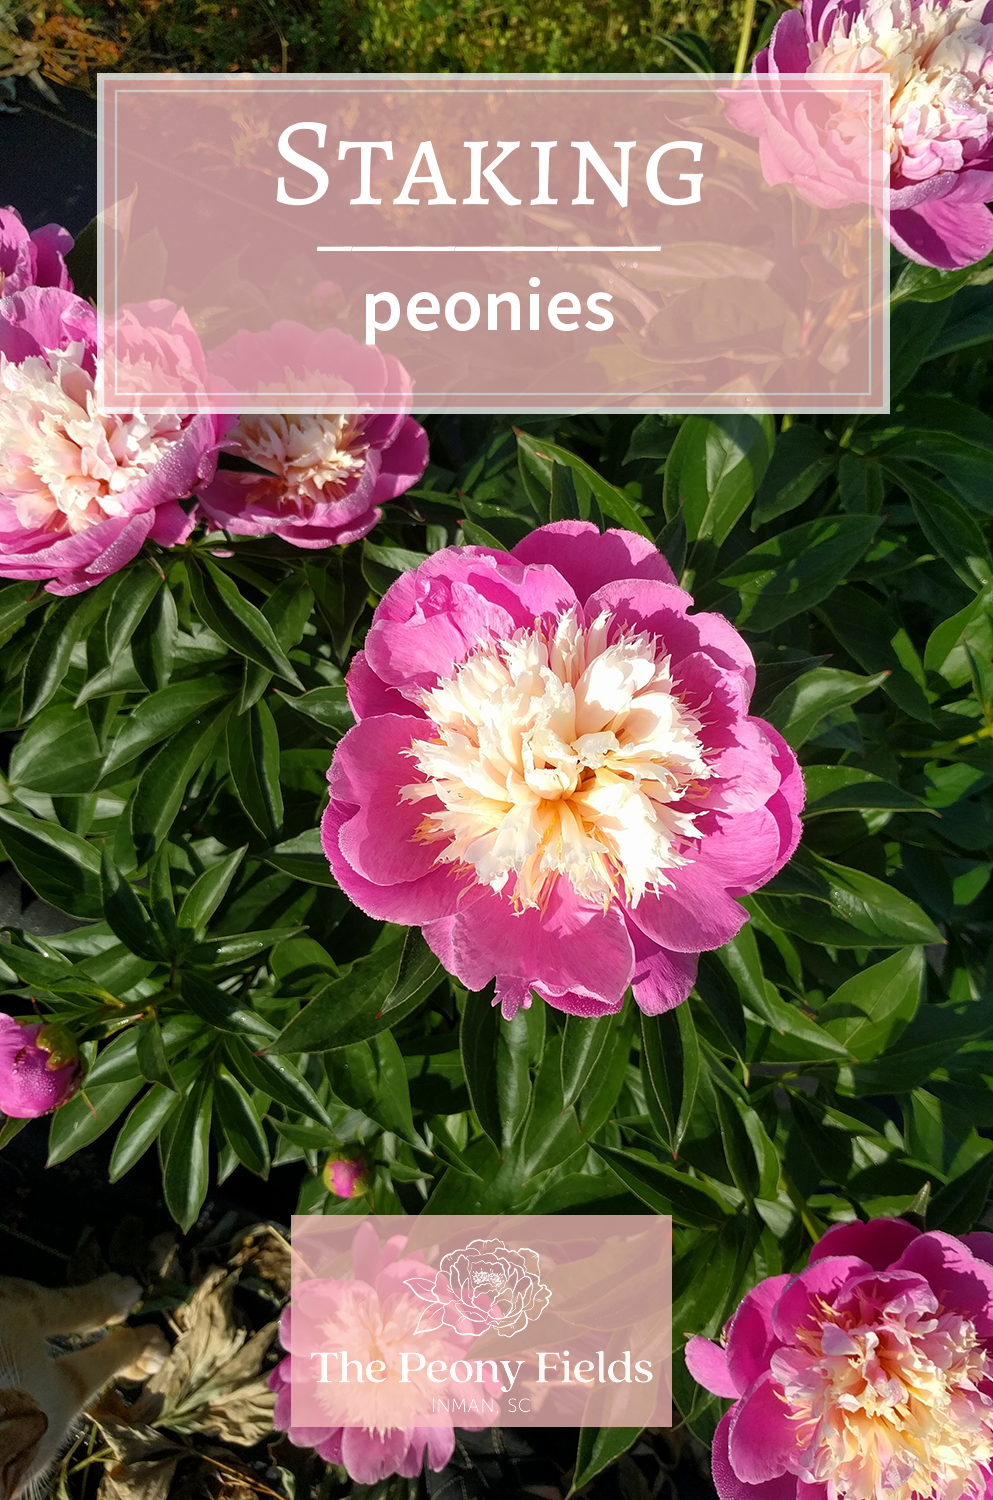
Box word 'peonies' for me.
[687,1217,993,1500]
[0,1015,80,1118]
[322,522,803,1020]
[0,288,230,594]
[752,0,993,269]
[271,1222,492,1483]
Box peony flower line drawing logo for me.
[404,1239,552,1338]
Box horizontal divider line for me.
[316,245,663,252]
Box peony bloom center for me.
[401,607,710,910]
[811,0,993,180]
[313,1288,458,1434]
[223,412,368,511]
[0,344,184,534]
[771,1289,993,1500]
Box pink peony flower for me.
[686,1217,993,1500]
[0,206,73,295]
[321,521,803,1021]
[270,1222,491,1483]
[0,1015,80,1118]
[322,1152,370,1199]
[195,323,428,548]
[739,0,993,269]
[0,287,231,594]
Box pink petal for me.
[586,578,757,693]
[625,862,748,955]
[685,1336,739,1398]
[328,715,448,886]
[890,199,993,270]
[893,1231,993,1337]
[809,1217,921,1270]
[712,1411,791,1500]
[962,1232,993,1268]
[627,921,697,1015]
[321,796,478,924]
[727,1371,797,1484]
[373,417,430,500]
[771,1258,871,1343]
[346,650,419,721]
[511,519,677,602]
[725,1274,792,1396]
[421,879,635,1011]
[364,549,577,693]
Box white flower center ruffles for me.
[224,411,369,512]
[400,606,711,911]
[813,0,993,180]
[773,1293,993,1500]
[0,343,184,534]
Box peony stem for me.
[734,0,758,76]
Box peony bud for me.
[0,1014,81,1119]
[322,1153,371,1199]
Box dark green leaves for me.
[665,413,775,542]
[720,515,879,631]
[187,556,303,684]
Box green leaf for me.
[187,556,302,685]
[0,805,103,918]
[263,828,338,886]
[569,1428,644,1497]
[100,847,165,962]
[8,704,104,794]
[765,667,888,748]
[214,1064,269,1176]
[819,947,924,1061]
[130,704,230,866]
[883,461,993,592]
[816,586,931,721]
[666,414,775,542]
[104,565,164,661]
[108,1083,182,1182]
[163,1075,213,1231]
[227,699,284,840]
[694,952,748,1060]
[101,678,230,778]
[559,1015,610,1109]
[180,973,277,1040]
[225,1036,335,1129]
[803,767,934,818]
[21,589,108,721]
[176,847,248,934]
[719,515,879,631]
[268,931,438,1053]
[0,581,47,650]
[592,1144,732,1225]
[280,685,354,737]
[130,577,178,692]
[240,577,316,711]
[892,251,993,305]
[135,1016,177,1091]
[641,1006,701,1157]
[838,453,884,514]
[461,992,531,1150]
[47,1076,144,1165]
[713,1086,762,1205]
[928,1148,993,1234]
[924,589,993,688]
[752,423,835,527]
[761,852,943,947]
[516,432,653,538]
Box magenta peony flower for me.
[0,287,231,594]
[195,323,428,548]
[686,1217,993,1500]
[0,206,73,295]
[321,521,803,1021]
[743,0,993,269]
[270,1222,487,1483]
[322,1152,371,1199]
[0,1015,80,1118]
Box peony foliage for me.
[0,196,992,1493]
